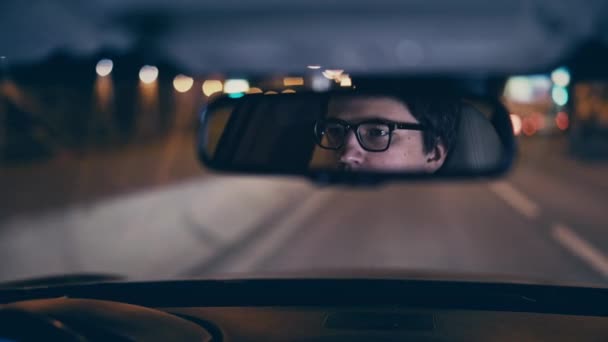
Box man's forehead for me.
[327,95,417,122]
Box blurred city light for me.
[173,74,194,93]
[551,67,571,87]
[139,65,159,84]
[531,112,546,130]
[228,93,245,98]
[282,89,296,94]
[556,111,569,130]
[224,79,250,94]
[96,59,113,77]
[307,65,321,70]
[264,91,278,95]
[311,74,332,92]
[322,69,344,81]
[504,75,552,103]
[283,77,304,87]
[247,87,263,94]
[522,117,537,136]
[202,80,223,96]
[510,114,522,136]
[504,77,533,102]
[552,85,569,106]
[340,74,352,87]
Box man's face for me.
[325,96,446,172]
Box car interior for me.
[3,278,608,341]
[2,1,608,341]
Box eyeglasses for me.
[314,118,425,152]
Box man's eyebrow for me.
[330,115,407,123]
[329,111,386,118]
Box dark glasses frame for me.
[314,118,426,152]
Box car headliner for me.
[1,0,607,74]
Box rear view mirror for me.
[197,82,515,183]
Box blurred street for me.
[209,136,608,285]
[1,134,608,287]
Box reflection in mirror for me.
[311,95,451,173]
[198,86,513,178]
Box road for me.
[185,136,608,287]
[1,135,608,287]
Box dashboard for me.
[2,298,608,341]
[2,278,608,341]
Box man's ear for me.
[424,142,447,172]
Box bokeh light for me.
[552,86,569,106]
[139,66,159,84]
[510,114,522,136]
[96,59,113,77]
[283,77,304,87]
[202,80,223,96]
[505,77,533,102]
[224,79,250,94]
[556,111,570,131]
[282,89,296,93]
[504,76,552,103]
[531,112,546,130]
[247,87,263,94]
[340,75,352,87]
[522,117,537,136]
[173,74,194,93]
[551,67,571,87]
[311,74,332,92]
[322,69,344,81]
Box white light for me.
[202,80,223,96]
[139,65,158,84]
[552,85,569,106]
[96,59,113,77]
[322,69,344,80]
[224,79,250,94]
[551,67,571,87]
[307,65,321,70]
[311,74,332,92]
[504,77,533,103]
[173,74,194,93]
[510,114,522,136]
[340,74,352,87]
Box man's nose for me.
[339,130,363,168]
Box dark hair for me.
[338,85,461,154]
[398,92,460,154]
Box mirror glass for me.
[198,85,515,179]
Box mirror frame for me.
[197,87,517,185]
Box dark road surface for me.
[191,136,608,287]
[1,135,608,287]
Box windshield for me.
[1,57,608,288]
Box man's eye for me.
[366,128,389,137]
[326,127,344,136]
